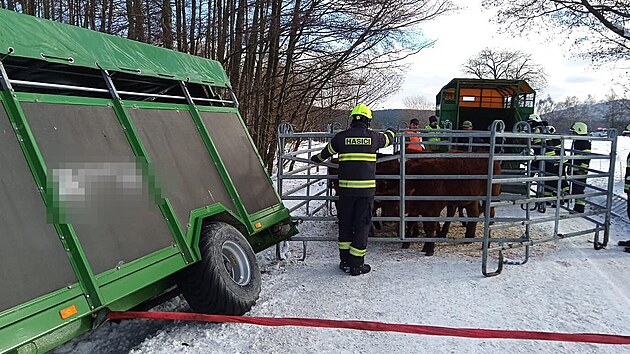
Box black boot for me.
[339,249,350,273]
[624,246,630,253]
[573,204,585,213]
[349,255,371,276]
[350,264,371,276]
[618,240,630,247]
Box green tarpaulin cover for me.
[0,9,230,87]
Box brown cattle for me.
[327,156,400,233]
[376,156,501,255]
[326,153,501,256]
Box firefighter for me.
[567,122,591,213]
[455,120,482,152]
[424,115,441,152]
[311,104,396,275]
[543,124,568,207]
[405,118,424,153]
[528,114,545,172]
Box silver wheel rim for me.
[221,240,251,286]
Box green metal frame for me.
[0,10,296,352]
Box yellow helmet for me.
[570,121,588,135]
[528,114,542,123]
[350,104,373,120]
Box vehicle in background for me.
[435,78,536,194]
[591,127,609,137]
[436,78,535,131]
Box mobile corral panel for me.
[0,9,296,354]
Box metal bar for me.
[288,188,328,212]
[306,138,312,216]
[482,120,503,277]
[192,96,235,104]
[11,79,109,93]
[552,137,565,239]
[9,79,235,104]
[276,129,283,202]
[311,201,328,215]
[282,178,320,197]
[487,227,601,253]
[284,164,320,176]
[281,146,325,156]
[597,130,617,249]
[399,137,406,241]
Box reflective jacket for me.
[313,123,395,196]
[404,130,424,152]
[424,124,441,151]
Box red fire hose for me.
[107,311,630,345]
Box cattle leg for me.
[371,204,382,233]
[439,205,455,238]
[402,221,419,249]
[458,206,467,227]
[464,202,481,241]
[421,219,439,256]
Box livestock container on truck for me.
[435,78,537,194]
[436,78,536,131]
[0,9,296,354]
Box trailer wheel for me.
[178,222,261,315]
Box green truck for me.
[0,9,296,353]
[436,78,536,130]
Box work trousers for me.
[571,171,588,206]
[544,162,568,197]
[337,194,374,266]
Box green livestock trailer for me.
[0,9,296,353]
[436,78,536,130]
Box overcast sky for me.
[379,0,630,110]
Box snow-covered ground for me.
[54,137,630,354]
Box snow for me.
[54,138,630,354]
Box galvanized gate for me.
[276,120,618,276]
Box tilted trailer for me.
[0,9,296,353]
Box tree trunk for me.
[181,0,188,52]
[161,0,173,48]
[175,0,182,50]
[99,0,107,32]
[189,0,196,54]
[125,0,136,39]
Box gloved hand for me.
[311,154,322,164]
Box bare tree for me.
[403,95,435,110]
[603,89,630,130]
[4,0,456,171]
[484,1,630,63]
[462,47,548,90]
[536,94,556,115]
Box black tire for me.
[178,222,261,315]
